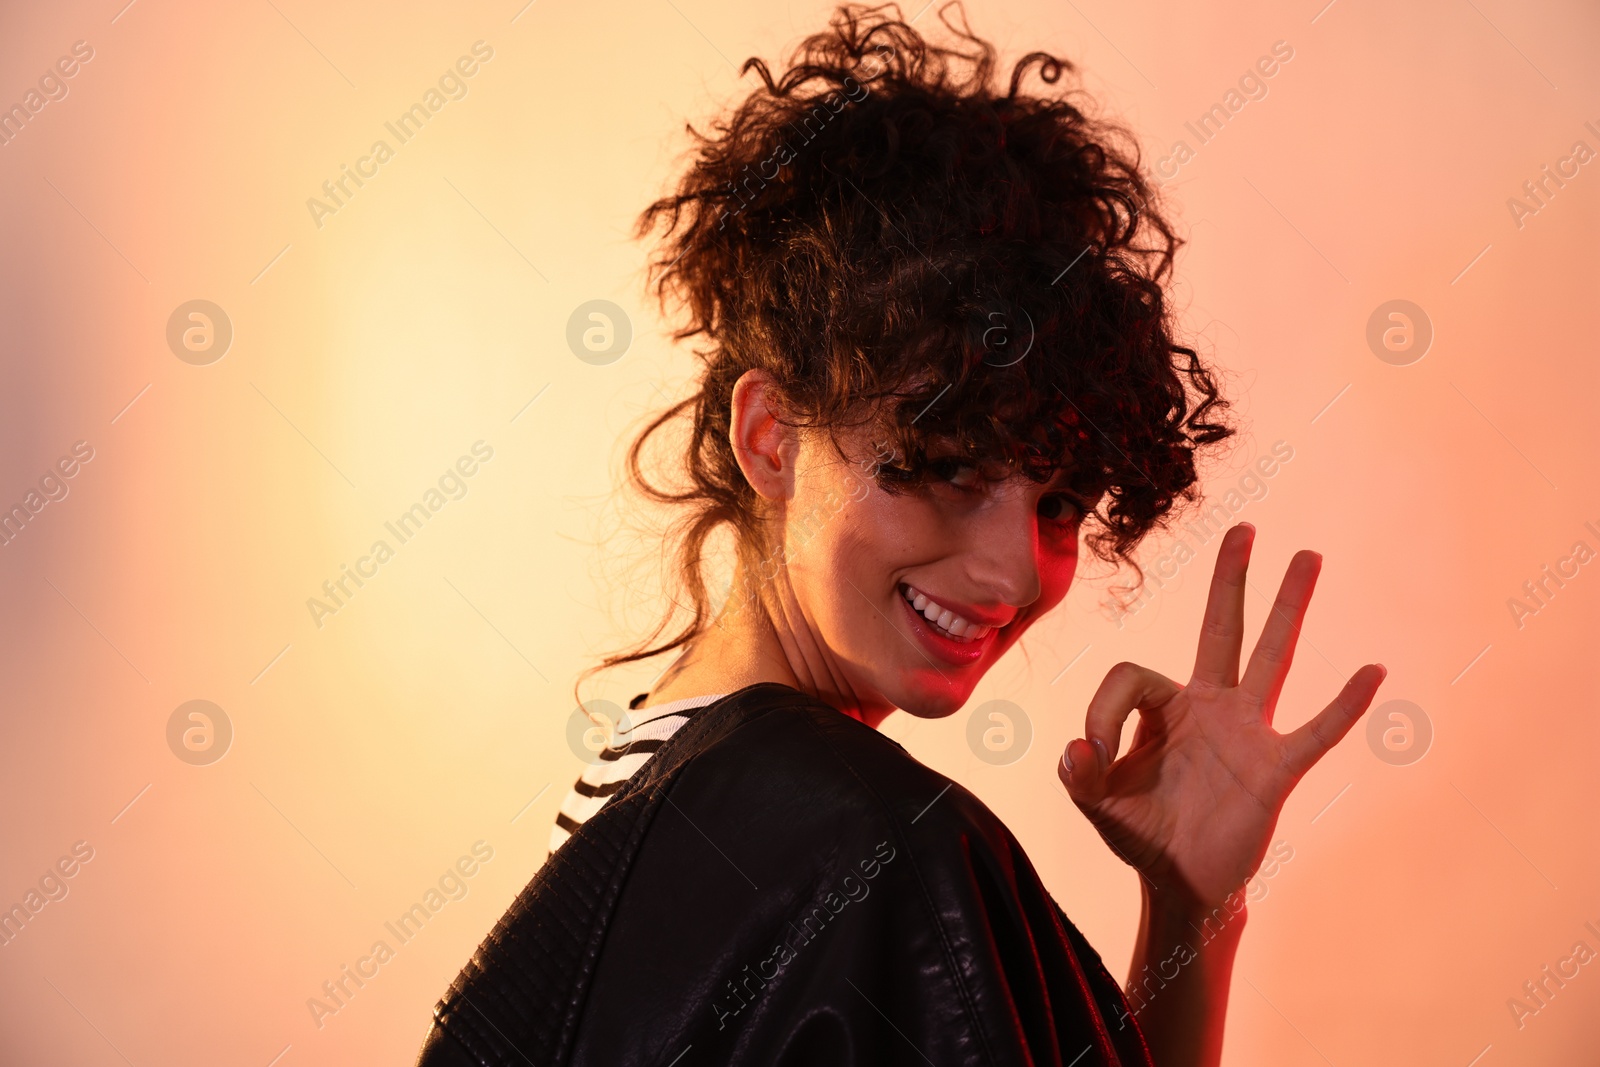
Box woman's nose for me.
[965,493,1043,608]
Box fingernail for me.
[1092,737,1109,767]
[1061,750,1075,782]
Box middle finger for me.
[1238,549,1322,722]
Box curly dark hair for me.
[598,1,1234,678]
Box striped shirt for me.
[548,693,727,857]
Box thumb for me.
[1058,736,1111,810]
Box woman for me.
[416,5,1386,1065]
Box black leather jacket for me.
[415,683,1154,1066]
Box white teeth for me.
[901,584,992,643]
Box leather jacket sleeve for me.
[416,683,1153,1066]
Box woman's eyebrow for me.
[1042,468,1105,502]
[1034,461,1082,487]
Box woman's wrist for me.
[1141,880,1249,950]
[1127,884,1247,1067]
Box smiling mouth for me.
[898,583,995,643]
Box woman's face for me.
[771,425,1093,719]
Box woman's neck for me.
[644,573,896,729]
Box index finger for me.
[1082,661,1182,764]
[1191,523,1254,689]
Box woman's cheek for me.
[841,471,870,503]
[846,478,914,548]
[1036,543,1079,606]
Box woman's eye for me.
[928,458,980,488]
[1037,494,1082,524]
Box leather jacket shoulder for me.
[415,682,1153,1066]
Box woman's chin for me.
[888,673,977,720]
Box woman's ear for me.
[729,368,798,501]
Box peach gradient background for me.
[0,0,1596,1063]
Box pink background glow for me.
[0,0,1595,1063]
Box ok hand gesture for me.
[1058,523,1387,911]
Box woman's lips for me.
[896,583,999,666]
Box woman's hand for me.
[1058,522,1386,912]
